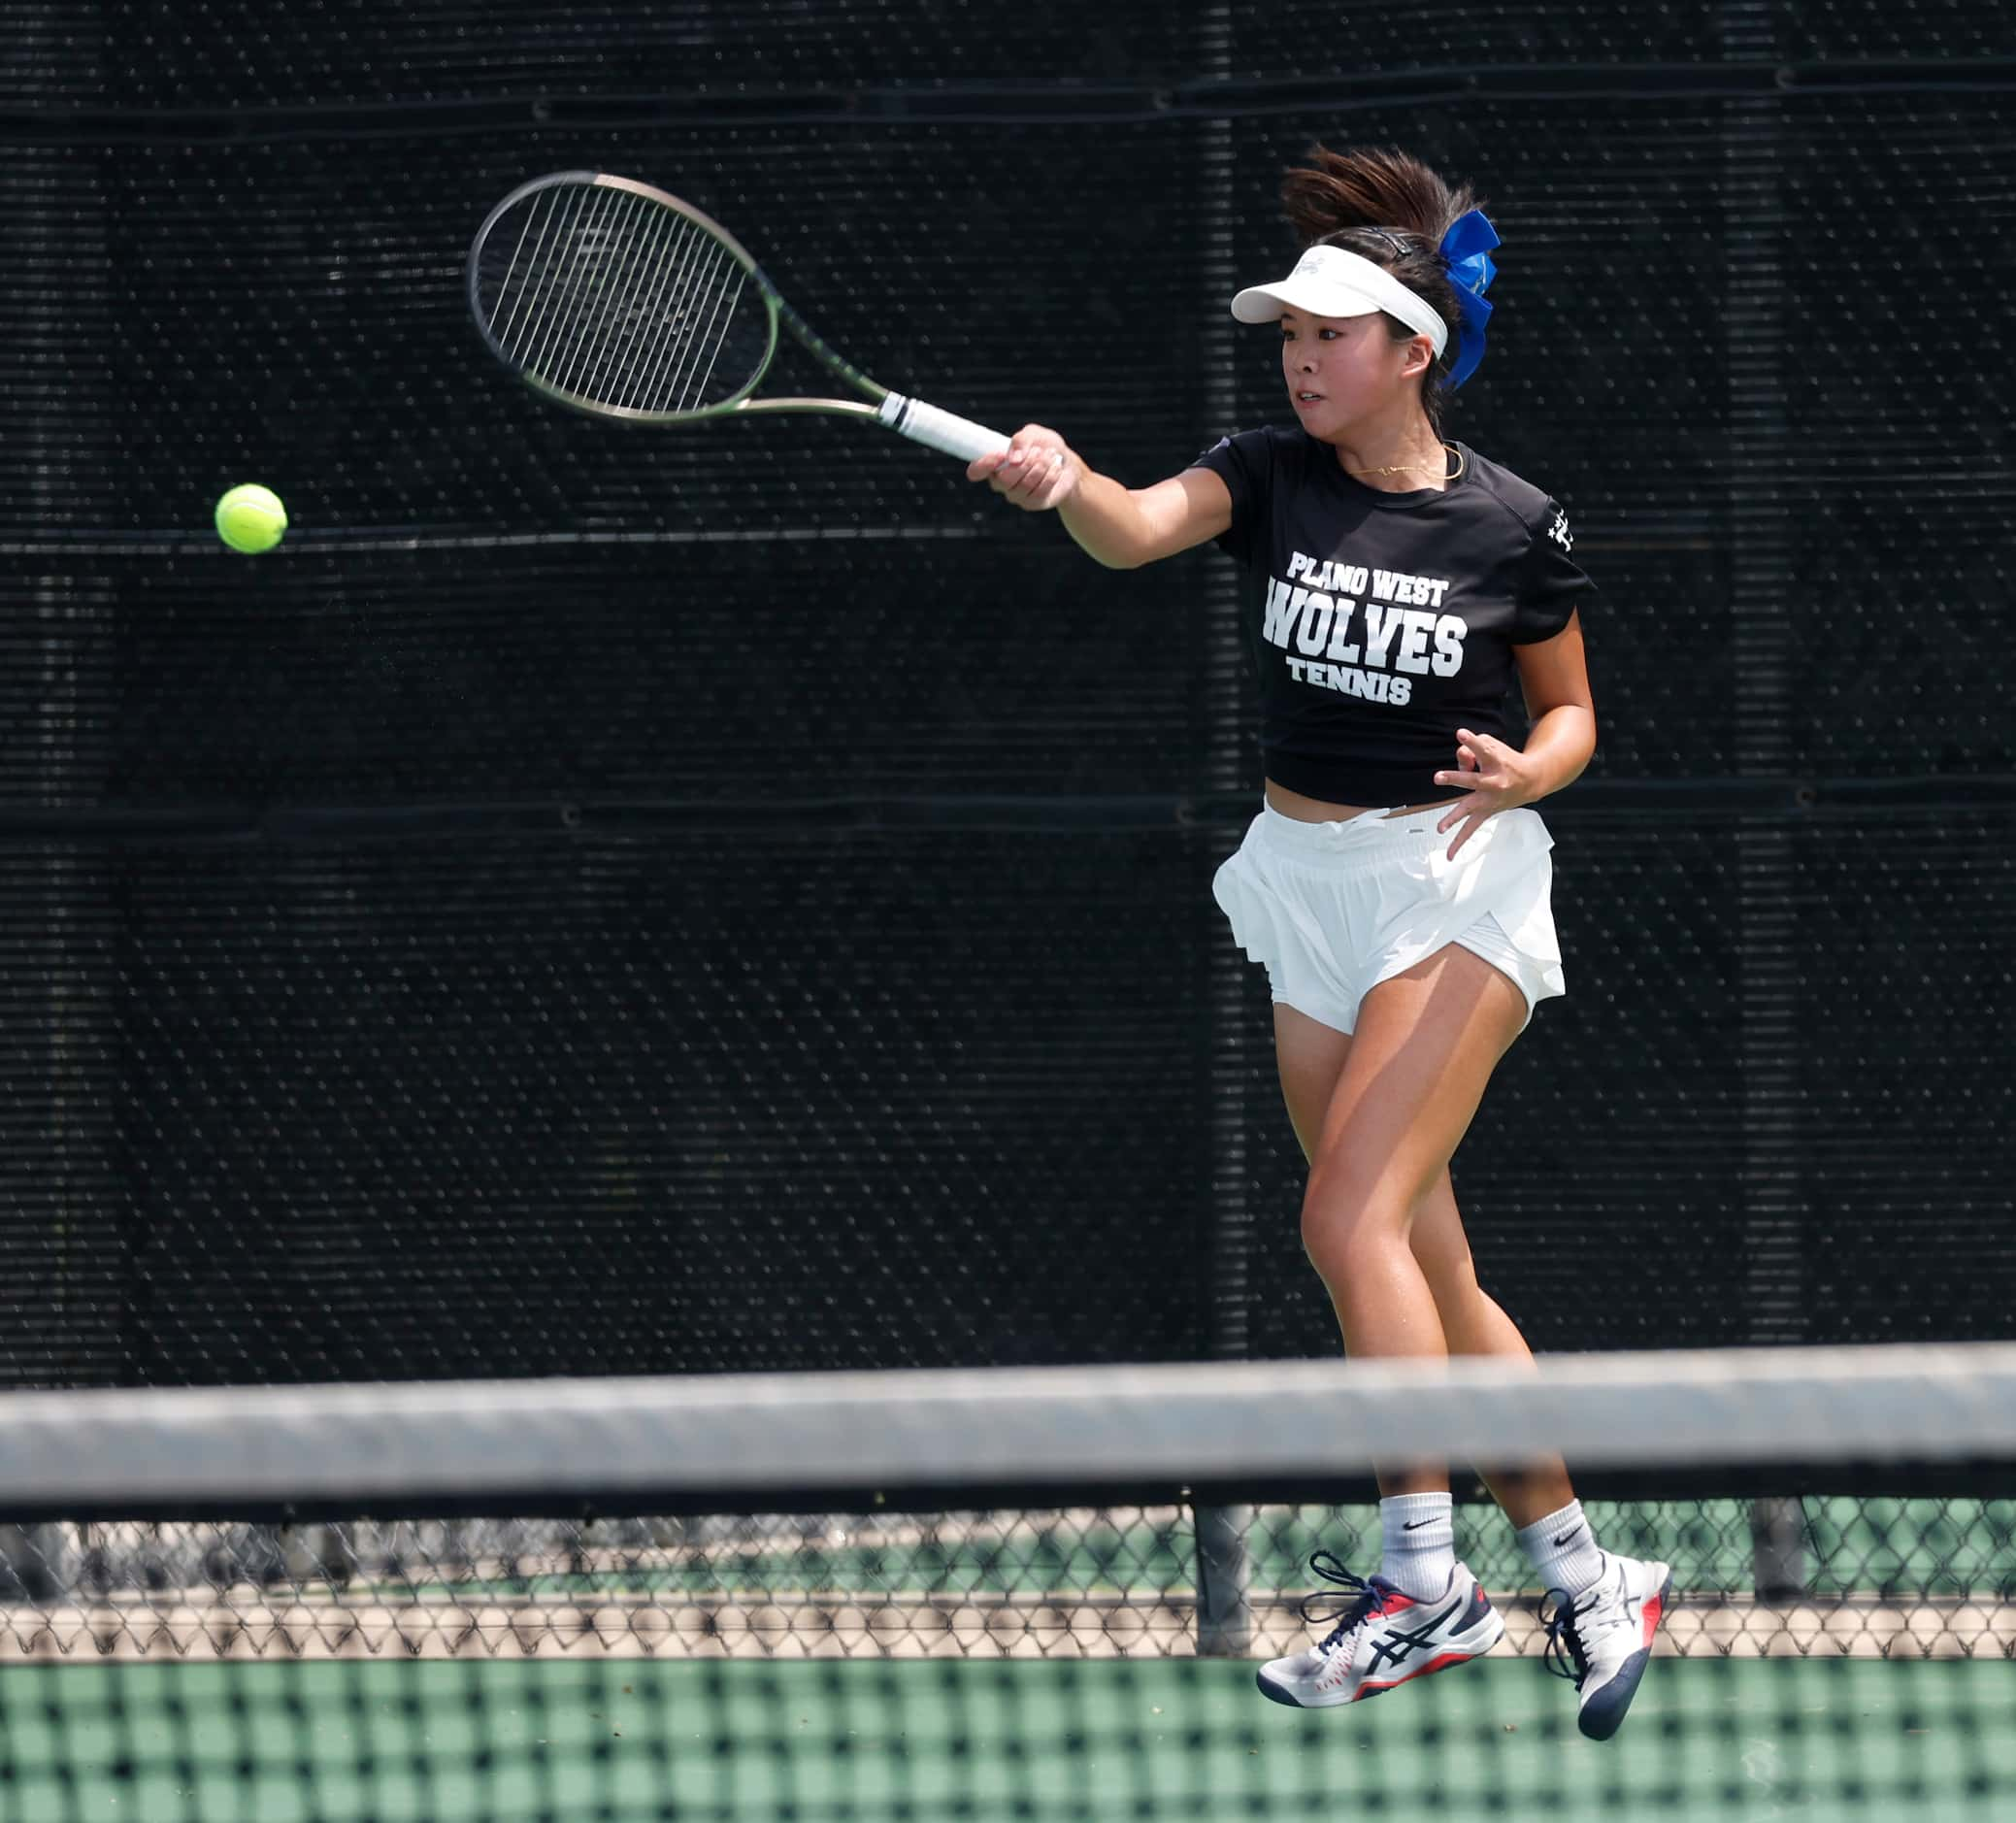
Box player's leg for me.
[1405,1180,1576,1522]
[1278,1003,1577,1522]
[1267,964,1669,1733]
[1259,958,1525,1707]
[1294,941,1531,1419]
[1405,1172,1672,1737]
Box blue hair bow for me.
[1438,208,1500,389]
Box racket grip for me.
[877,393,1012,462]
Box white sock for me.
[1379,1492,1456,1601]
[1515,1500,1606,1598]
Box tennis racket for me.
[466,171,1011,462]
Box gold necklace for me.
[1344,444,1466,481]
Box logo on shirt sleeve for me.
[1547,510,1573,552]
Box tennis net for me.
[0,1346,2010,1820]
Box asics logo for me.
[1365,1595,1466,1673]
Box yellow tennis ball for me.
[215,483,287,554]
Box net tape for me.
[0,1343,2009,1511]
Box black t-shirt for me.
[1189,425,1596,808]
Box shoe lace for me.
[1296,1550,1383,1655]
[1540,1578,1623,1687]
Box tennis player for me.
[968,144,1669,1739]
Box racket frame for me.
[467,172,998,456]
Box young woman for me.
[968,145,1669,1740]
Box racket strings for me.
[479,183,767,414]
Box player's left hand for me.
[1431,728,1540,861]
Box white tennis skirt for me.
[1211,800,1567,1037]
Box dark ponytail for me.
[1278,145,1482,433]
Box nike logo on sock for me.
[1550,1527,1584,1548]
[1403,1519,1438,1532]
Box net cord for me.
[0,1343,2010,1513]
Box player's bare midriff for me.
[1265,779,1466,823]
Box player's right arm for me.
[967,424,1231,570]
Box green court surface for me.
[2,1655,2010,1822]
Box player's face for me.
[1277,308,1424,432]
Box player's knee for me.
[1299,1168,1412,1278]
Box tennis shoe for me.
[1256,1551,1504,1708]
[1541,1551,1673,1740]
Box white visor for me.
[1230,245,1448,356]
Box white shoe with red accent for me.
[1542,1551,1673,1740]
[1256,1551,1504,1709]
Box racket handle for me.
[877,392,1011,462]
